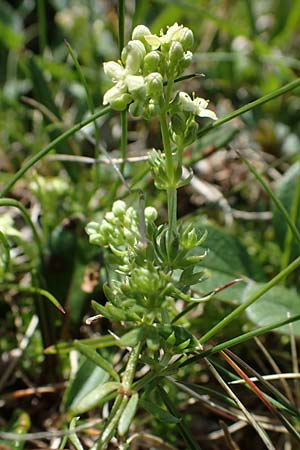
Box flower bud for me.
[143,99,160,119]
[144,206,158,222]
[173,27,194,51]
[132,25,151,42]
[171,112,186,135]
[85,221,100,236]
[183,120,198,146]
[100,219,114,235]
[112,200,126,217]
[145,72,163,99]
[181,51,193,70]
[168,41,184,74]
[105,211,116,223]
[121,40,146,74]
[129,100,144,117]
[103,83,132,110]
[143,51,161,75]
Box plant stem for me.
[281,166,300,272]
[118,0,128,174]
[96,395,128,449]
[0,199,42,258]
[122,341,142,392]
[199,256,300,344]
[160,108,177,242]
[0,231,10,274]
[160,109,174,185]
[167,187,177,243]
[197,76,300,139]
[96,342,141,449]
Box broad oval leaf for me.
[243,283,300,336]
[68,381,121,417]
[273,161,300,258]
[64,359,109,410]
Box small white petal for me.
[144,34,161,49]
[125,75,145,92]
[198,108,218,120]
[103,61,125,81]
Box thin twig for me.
[254,337,294,402]
[0,419,101,441]
[0,315,39,391]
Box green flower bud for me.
[112,200,126,217]
[85,222,105,246]
[144,206,158,222]
[171,112,186,135]
[168,41,184,75]
[182,51,193,69]
[100,219,114,235]
[123,227,135,245]
[173,27,194,51]
[121,40,146,74]
[132,25,151,42]
[143,51,161,75]
[183,120,198,146]
[105,211,116,223]
[166,331,176,346]
[103,83,132,111]
[145,72,163,99]
[129,100,144,117]
[143,99,160,119]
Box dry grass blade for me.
[220,350,279,417]
[205,357,276,450]
[288,318,300,408]
[222,349,300,443]
[219,420,241,450]
[254,337,293,402]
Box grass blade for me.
[199,256,300,344]
[0,106,111,198]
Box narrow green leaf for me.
[74,341,120,381]
[68,381,120,417]
[118,392,139,436]
[0,230,10,276]
[157,384,203,450]
[4,284,65,314]
[68,417,84,450]
[140,397,180,424]
[44,335,119,354]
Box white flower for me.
[103,82,132,110]
[103,61,126,81]
[178,92,217,120]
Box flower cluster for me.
[86,200,157,254]
[102,23,217,123]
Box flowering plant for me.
[82,22,219,448]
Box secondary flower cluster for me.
[86,199,208,324]
[86,200,157,254]
[102,23,217,122]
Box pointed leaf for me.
[74,341,120,381]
